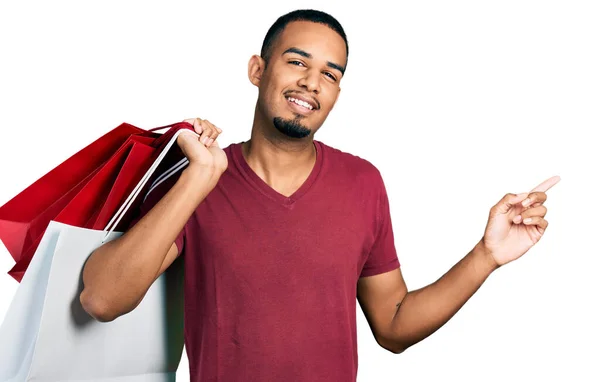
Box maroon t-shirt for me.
[135,141,400,381]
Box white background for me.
[1,1,599,381]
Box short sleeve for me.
[360,174,400,278]
[126,173,187,256]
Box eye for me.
[323,72,337,82]
[289,60,306,67]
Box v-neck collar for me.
[231,141,324,208]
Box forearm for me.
[81,165,214,317]
[391,241,498,351]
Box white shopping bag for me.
[0,128,194,382]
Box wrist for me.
[184,162,216,180]
[180,164,217,190]
[474,239,500,275]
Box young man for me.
[80,9,558,381]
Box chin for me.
[273,116,312,139]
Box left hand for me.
[482,176,561,267]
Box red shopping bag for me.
[7,138,155,281]
[88,140,155,230]
[0,123,149,263]
[0,122,193,282]
[91,128,189,231]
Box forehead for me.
[274,21,347,65]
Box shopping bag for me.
[89,140,157,230]
[8,136,156,281]
[2,123,192,282]
[0,128,194,382]
[90,124,191,232]
[0,123,150,265]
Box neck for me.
[241,109,317,197]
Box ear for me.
[248,55,265,87]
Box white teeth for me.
[287,97,313,110]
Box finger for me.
[183,118,202,134]
[200,120,222,146]
[522,216,549,231]
[204,123,221,146]
[203,120,221,138]
[192,118,204,135]
[204,120,223,135]
[197,120,214,145]
[176,130,199,147]
[530,176,561,193]
[491,192,529,216]
[521,191,548,208]
[198,126,216,146]
[514,205,548,223]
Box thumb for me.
[490,192,529,216]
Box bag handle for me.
[102,127,197,242]
[147,123,179,132]
[144,157,190,202]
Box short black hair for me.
[260,9,349,68]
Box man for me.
[80,9,559,381]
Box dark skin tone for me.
[358,177,559,353]
[81,20,559,357]
[243,21,345,197]
[241,21,560,354]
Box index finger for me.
[530,175,561,193]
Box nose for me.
[297,69,321,94]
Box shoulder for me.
[222,142,237,157]
[317,141,385,187]
[219,143,239,173]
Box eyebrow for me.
[282,47,345,75]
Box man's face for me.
[255,21,346,139]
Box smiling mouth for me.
[285,96,317,111]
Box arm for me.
[80,166,214,322]
[358,177,559,354]
[357,240,496,354]
[80,118,225,322]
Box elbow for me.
[381,341,407,355]
[377,335,409,355]
[384,344,407,355]
[79,288,120,323]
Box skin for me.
[357,176,560,353]
[80,118,226,321]
[243,20,345,196]
[80,20,560,359]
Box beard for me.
[273,116,311,139]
